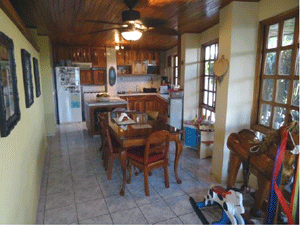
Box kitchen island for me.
[84,97,128,136]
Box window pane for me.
[279,49,293,75]
[211,112,215,123]
[267,23,279,49]
[207,110,211,119]
[292,80,299,107]
[264,52,276,75]
[209,78,213,91]
[275,79,289,104]
[262,79,274,101]
[213,80,217,91]
[273,107,286,129]
[205,61,209,75]
[259,104,272,126]
[208,92,213,106]
[295,50,299,76]
[175,56,178,67]
[209,61,214,75]
[203,91,208,104]
[216,44,218,58]
[282,18,295,46]
[291,110,299,121]
[202,108,206,117]
[204,77,209,90]
[205,47,210,60]
[211,45,215,59]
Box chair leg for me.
[107,157,114,180]
[163,163,170,188]
[127,162,132,184]
[144,168,150,196]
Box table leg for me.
[120,150,127,196]
[174,138,183,184]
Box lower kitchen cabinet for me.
[119,95,168,122]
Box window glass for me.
[259,104,272,126]
[267,23,279,49]
[264,52,276,75]
[275,79,289,104]
[262,79,274,101]
[282,18,295,46]
[208,92,213,106]
[203,91,208,105]
[295,49,299,76]
[292,80,299,107]
[279,49,293,75]
[205,47,210,60]
[209,61,214,75]
[204,77,209,90]
[273,107,286,129]
[211,45,215,59]
[291,110,299,121]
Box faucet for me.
[136,85,140,93]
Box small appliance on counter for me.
[160,85,169,94]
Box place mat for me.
[131,124,152,129]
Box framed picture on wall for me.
[33,57,41,97]
[0,32,21,137]
[21,49,34,108]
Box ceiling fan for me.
[85,0,178,41]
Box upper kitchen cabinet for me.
[93,70,106,85]
[53,45,106,67]
[91,47,106,68]
[117,50,125,65]
[80,70,93,85]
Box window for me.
[200,40,218,122]
[173,55,179,86]
[253,10,299,132]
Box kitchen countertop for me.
[118,92,169,102]
[84,97,128,107]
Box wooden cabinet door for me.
[80,70,93,85]
[117,50,125,65]
[93,70,106,85]
[133,99,145,112]
[145,98,157,112]
[124,50,132,65]
[91,47,106,67]
[154,51,160,66]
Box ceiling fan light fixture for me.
[121,29,142,41]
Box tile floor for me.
[36,122,225,225]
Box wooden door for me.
[80,70,93,85]
[93,70,106,85]
[144,98,157,112]
[124,49,132,65]
[154,51,160,66]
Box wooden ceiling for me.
[10,0,259,50]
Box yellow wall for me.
[259,0,298,21]
[37,36,56,135]
[0,9,47,224]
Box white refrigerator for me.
[55,67,82,123]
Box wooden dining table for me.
[106,112,183,196]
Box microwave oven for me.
[147,66,159,74]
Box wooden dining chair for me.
[99,114,125,180]
[126,130,171,196]
[97,113,108,162]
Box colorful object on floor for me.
[189,186,245,224]
[266,128,299,224]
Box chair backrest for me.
[99,113,115,155]
[144,130,170,164]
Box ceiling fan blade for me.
[87,28,118,35]
[85,20,123,26]
[139,17,167,27]
[146,27,178,36]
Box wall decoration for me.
[214,55,229,83]
[21,49,34,108]
[109,66,116,86]
[33,57,41,97]
[0,32,21,137]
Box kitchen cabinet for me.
[119,95,168,122]
[53,45,106,67]
[91,47,106,67]
[116,49,161,70]
[93,70,106,85]
[80,70,106,85]
[80,70,93,85]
